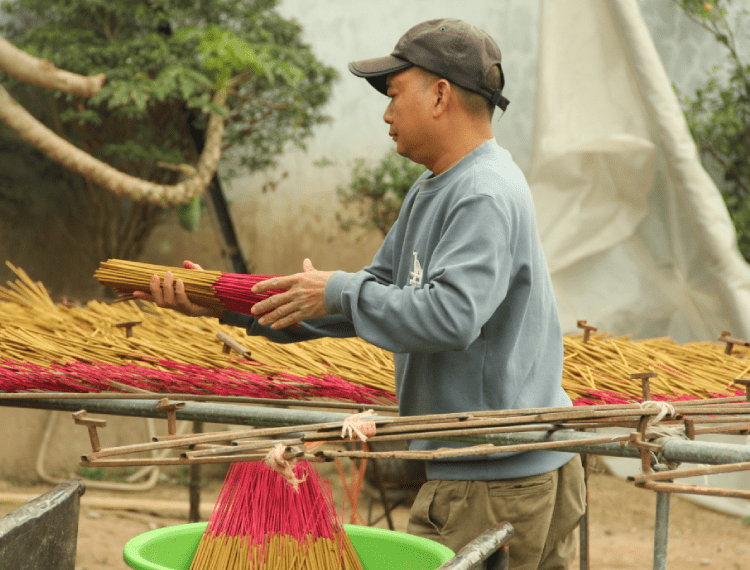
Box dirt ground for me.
[0,456,748,570]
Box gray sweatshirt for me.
[223,140,574,481]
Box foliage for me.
[336,149,425,237]
[0,0,337,262]
[76,467,110,481]
[673,0,750,261]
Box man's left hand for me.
[250,258,333,329]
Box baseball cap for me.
[349,18,510,111]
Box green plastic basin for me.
[123,522,454,570]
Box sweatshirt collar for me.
[420,139,498,190]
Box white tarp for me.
[530,0,750,344]
[529,0,750,516]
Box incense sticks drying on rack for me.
[3,259,750,405]
[88,260,750,404]
[562,332,750,404]
[0,261,397,404]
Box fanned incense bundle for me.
[94,259,286,316]
[190,460,363,570]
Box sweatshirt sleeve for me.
[219,311,357,343]
[324,193,514,354]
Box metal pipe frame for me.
[4,398,750,466]
[653,492,670,570]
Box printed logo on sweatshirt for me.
[408,251,423,286]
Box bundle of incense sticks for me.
[94,259,285,316]
[190,460,363,570]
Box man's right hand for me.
[131,260,225,319]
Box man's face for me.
[383,68,436,165]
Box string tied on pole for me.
[264,443,306,492]
[640,400,677,424]
[639,401,686,466]
[341,409,376,442]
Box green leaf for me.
[175,196,204,232]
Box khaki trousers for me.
[407,455,586,570]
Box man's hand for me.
[250,258,333,329]
[132,260,224,319]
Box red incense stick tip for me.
[213,273,286,316]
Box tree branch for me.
[0,36,105,97]
[0,84,228,204]
[228,89,292,111]
[221,107,275,151]
[702,144,749,198]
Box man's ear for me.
[432,78,452,118]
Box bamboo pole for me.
[312,433,633,461]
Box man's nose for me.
[383,101,393,124]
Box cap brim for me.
[348,56,412,95]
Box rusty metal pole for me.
[367,458,395,530]
[188,420,204,523]
[435,522,513,570]
[653,491,670,570]
[579,454,590,570]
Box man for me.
[139,18,585,570]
